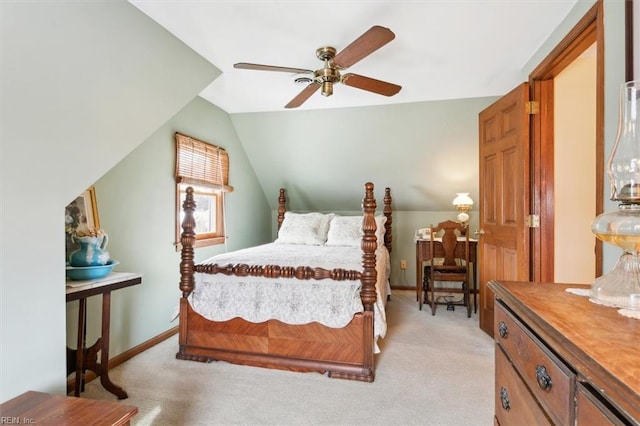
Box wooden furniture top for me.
[66,272,142,302]
[0,391,137,425]
[488,280,640,422]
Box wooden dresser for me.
[488,281,639,425]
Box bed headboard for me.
[276,185,393,253]
[383,187,392,253]
[277,188,286,231]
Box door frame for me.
[528,1,604,282]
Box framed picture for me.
[65,186,100,261]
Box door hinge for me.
[526,214,540,228]
[526,101,540,115]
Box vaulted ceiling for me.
[129,1,578,114]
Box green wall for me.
[235,96,494,289]
[1,1,218,401]
[66,97,271,357]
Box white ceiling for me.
[130,1,578,114]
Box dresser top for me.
[489,280,640,422]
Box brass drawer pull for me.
[536,365,553,391]
[498,320,508,338]
[499,386,511,411]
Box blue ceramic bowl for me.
[66,260,119,281]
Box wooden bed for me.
[176,182,392,382]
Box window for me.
[175,132,233,248]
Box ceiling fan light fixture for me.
[321,81,333,97]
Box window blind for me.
[175,132,233,192]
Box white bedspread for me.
[187,243,390,351]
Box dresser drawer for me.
[495,303,575,425]
[576,382,632,426]
[495,344,552,426]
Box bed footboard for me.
[177,300,375,382]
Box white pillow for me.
[326,215,387,247]
[275,212,335,245]
[317,213,335,241]
[326,216,362,247]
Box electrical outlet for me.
[400,260,407,270]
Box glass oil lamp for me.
[591,80,640,310]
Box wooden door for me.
[478,83,531,336]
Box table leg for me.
[74,298,86,397]
[99,291,128,400]
[415,253,422,305]
[472,263,477,313]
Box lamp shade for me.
[453,193,474,208]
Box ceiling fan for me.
[233,25,402,109]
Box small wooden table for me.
[415,238,478,307]
[66,272,142,399]
[0,391,137,425]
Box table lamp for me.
[453,192,473,225]
[591,80,640,310]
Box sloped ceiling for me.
[127,1,580,212]
[129,1,577,114]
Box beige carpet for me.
[83,290,495,425]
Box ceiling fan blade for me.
[285,83,321,109]
[234,62,313,74]
[342,73,402,97]
[332,26,395,69]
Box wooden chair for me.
[422,220,471,317]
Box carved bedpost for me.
[384,187,393,253]
[360,182,378,311]
[180,187,196,298]
[277,188,287,231]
